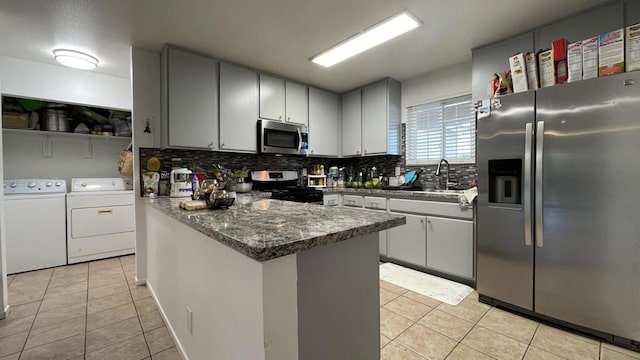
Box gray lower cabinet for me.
[426,216,473,279]
[219,62,259,152]
[322,194,340,207]
[387,213,427,268]
[379,230,388,256]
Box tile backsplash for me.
[139,124,477,188]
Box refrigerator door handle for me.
[524,123,533,246]
[535,121,545,247]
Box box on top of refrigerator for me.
[509,53,529,93]
[538,50,555,88]
[582,37,599,80]
[567,42,583,82]
[552,38,568,84]
[626,23,640,72]
[525,52,539,90]
[598,29,625,77]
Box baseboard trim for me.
[146,281,189,360]
[0,304,10,320]
[134,276,146,286]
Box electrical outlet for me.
[186,306,193,334]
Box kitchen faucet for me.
[435,159,449,190]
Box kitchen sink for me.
[415,189,465,194]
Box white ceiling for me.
[0,0,612,93]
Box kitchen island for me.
[144,195,405,360]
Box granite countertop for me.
[322,188,464,202]
[146,195,406,262]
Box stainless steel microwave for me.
[257,119,309,155]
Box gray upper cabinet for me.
[308,87,339,156]
[219,62,259,153]
[535,2,623,51]
[360,78,401,156]
[472,32,533,103]
[259,74,308,126]
[285,81,308,126]
[259,74,285,121]
[341,89,362,156]
[161,46,218,149]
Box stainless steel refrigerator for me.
[477,71,640,347]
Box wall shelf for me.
[2,128,131,158]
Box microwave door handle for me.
[296,128,302,152]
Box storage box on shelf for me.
[307,175,327,188]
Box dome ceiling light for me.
[53,49,99,70]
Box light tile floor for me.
[379,280,640,360]
[0,255,179,360]
[2,257,639,360]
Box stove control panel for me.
[4,179,67,195]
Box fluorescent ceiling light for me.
[53,49,99,70]
[311,11,421,68]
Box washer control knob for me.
[46,182,53,187]
[10,183,17,188]
[27,182,36,188]
[55,182,62,187]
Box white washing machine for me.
[66,178,135,264]
[4,179,68,274]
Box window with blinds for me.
[406,95,475,165]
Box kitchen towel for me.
[379,262,473,305]
[458,187,478,209]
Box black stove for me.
[268,187,324,203]
[251,170,323,204]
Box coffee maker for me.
[170,168,193,198]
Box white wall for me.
[401,62,472,122]
[0,56,131,110]
[2,133,127,188]
[131,47,162,284]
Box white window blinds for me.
[406,95,475,165]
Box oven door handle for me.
[296,128,302,152]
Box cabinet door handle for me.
[364,149,368,154]
[219,142,225,148]
[420,218,425,228]
[287,116,291,121]
[98,209,113,215]
[279,115,282,120]
[370,202,378,208]
[356,150,360,154]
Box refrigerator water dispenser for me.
[488,159,521,205]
